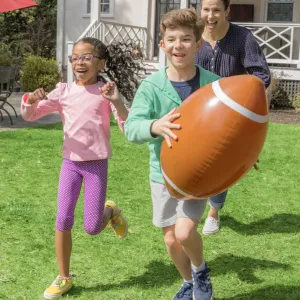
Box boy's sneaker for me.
[202,216,220,235]
[43,275,72,299]
[173,282,193,300]
[192,265,213,300]
[105,200,128,238]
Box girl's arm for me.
[100,81,129,131]
[21,85,61,122]
[110,100,129,132]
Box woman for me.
[195,0,271,235]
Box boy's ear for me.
[160,39,167,54]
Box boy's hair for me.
[160,8,204,42]
[74,37,145,102]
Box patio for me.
[0,93,61,131]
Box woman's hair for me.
[200,0,230,10]
[74,37,146,102]
[220,0,230,10]
[160,8,204,42]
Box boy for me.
[125,9,219,300]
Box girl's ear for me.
[98,59,106,72]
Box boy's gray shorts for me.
[150,180,207,228]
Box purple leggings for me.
[56,159,108,235]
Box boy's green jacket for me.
[124,65,220,184]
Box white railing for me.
[236,22,300,67]
[68,20,148,83]
[78,20,148,57]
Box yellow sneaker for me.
[105,200,128,238]
[43,275,72,299]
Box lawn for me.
[1,121,300,300]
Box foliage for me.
[0,0,57,64]
[21,56,60,92]
[293,92,300,109]
[267,70,292,108]
[0,42,14,66]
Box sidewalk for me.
[0,93,61,131]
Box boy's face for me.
[160,27,201,70]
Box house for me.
[56,0,300,99]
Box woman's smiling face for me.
[201,0,230,33]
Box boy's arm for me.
[21,85,61,122]
[124,84,157,144]
[241,31,271,88]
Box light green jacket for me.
[124,65,220,184]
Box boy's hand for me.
[151,108,181,148]
[100,82,121,104]
[27,88,48,104]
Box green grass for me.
[1,121,300,300]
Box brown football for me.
[160,75,268,200]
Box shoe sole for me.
[119,216,128,238]
[43,286,72,299]
[202,229,220,235]
[193,294,213,300]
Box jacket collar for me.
[143,65,206,105]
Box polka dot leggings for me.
[56,159,108,235]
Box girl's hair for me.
[160,8,204,42]
[74,37,146,102]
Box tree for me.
[0,0,57,62]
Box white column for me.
[67,41,74,84]
[56,0,65,69]
[91,0,101,22]
[180,0,189,9]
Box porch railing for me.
[67,20,149,83]
[236,22,300,67]
[78,19,148,57]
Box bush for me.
[0,42,13,66]
[293,93,300,109]
[21,55,60,92]
[267,70,292,109]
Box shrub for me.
[21,55,60,92]
[0,42,13,66]
[293,93,300,109]
[267,70,292,109]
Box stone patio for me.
[0,93,61,131]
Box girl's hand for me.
[28,88,48,104]
[151,108,181,148]
[100,82,121,104]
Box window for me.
[86,0,114,17]
[267,0,294,22]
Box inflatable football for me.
[160,75,268,200]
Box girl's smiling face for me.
[71,42,105,86]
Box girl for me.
[21,37,144,299]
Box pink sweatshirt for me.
[21,81,127,161]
